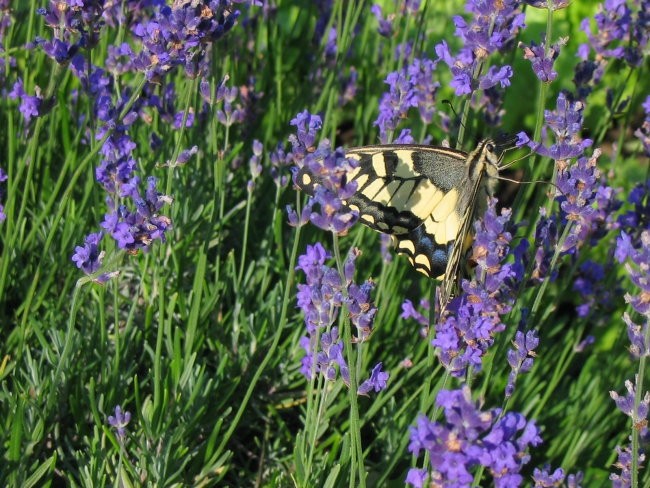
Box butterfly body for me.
[296,139,503,303]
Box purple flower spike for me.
[505,330,539,398]
[289,112,359,234]
[108,405,131,440]
[520,37,566,83]
[635,95,650,157]
[524,91,592,162]
[357,362,389,395]
[579,0,649,68]
[610,444,646,487]
[0,168,7,223]
[407,386,541,487]
[72,232,104,275]
[374,58,440,143]
[433,199,519,377]
[610,379,650,426]
[435,0,524,97]
[371,4,394,38]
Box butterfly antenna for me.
[496,175,568,199]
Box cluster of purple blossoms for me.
[435,0,524,97]
[100,176,173,252]
[406,386,542,488]
[611,379,650,433]
[532,465,583,487]
[400,298,430,338]
[571,260,616,318]
[247,139,263,191]
[296,243,387,395]
[518,91,592,162]
[374,58,440,143]
[49,2,245,276]
[370,0,421,38]
[615,230,650,355]
[67,57,174,273]
[618,179,650,236]
[610,444,646,488]
[579,0,650,69]
[72,232,104,276]
[288,111,359,234]
[370,4,394,38]
[214,76,247,127]
[269,143,293,188]
[108,405,132,441]
[130,1,242,79]
[0,0,13,84]
[609,379,650,485]
[519,36,567,84]
[8,79,49,127]
[433,199,519,377]
[505,330,539,398]
[635,96,650,157]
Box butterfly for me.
[295,138,511,307]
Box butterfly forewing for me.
[345,146,468,236]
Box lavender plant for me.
[1,0,649,486]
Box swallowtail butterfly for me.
[296,138,510,306]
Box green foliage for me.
[0,0,649,487]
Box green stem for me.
[212,205,303,462]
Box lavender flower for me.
[175,145,199,166]
[216,77,246,127]
[346,278,377,342]
[433,200,517,377]
[269,143,293,188]
[401,299,429,327]
[108,405,131,440]
[519,36,567,83]
[611,379,650,429]
[610,444,646,487]
[532,465,583,487]
[371,4,394,38]
[374,58,440,143]
[617,179,650,243]
[8,79,45,126]
[505,330,539,398]
[572,260,614,318]
[379,234,393,264]
[407,386,542,487]
[435,0,524,96]
[615,230,650,317]
[289,111,359,234]
[296,242,346,380]
[635,96,650,157]
[296,243,381,393]
[71,232,104,275]
[518,91,592,162]
[131,1,241,79]
[247,139,263,190]
[100,177,172,253]
[579,0,650,68]
[357,362,389,395]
